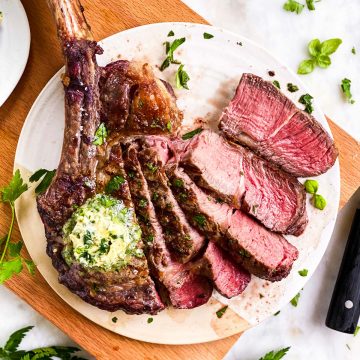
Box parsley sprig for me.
[259,347,290,360]
[0,325,87,360]
[298,38,342,74]
[341,78,355,104]
[0,170,35,284]
[160,37,186,71]
[29,169,56,194]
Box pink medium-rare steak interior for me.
[219,73,338,177]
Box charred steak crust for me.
[167,166,299,282]
[178,130,308,236]
[122,143,213,309]
[219,73,338,177]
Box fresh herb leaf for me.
[112,317,118,323]
[297,59,315,74]
[105,176,125,194]
[93,123,108,145]
[316,54,331,68]
[287,83,299,92]
[320,38,342,55]
[182,128,203,140]
[175,64,190,90]
[312,193,327,210]
[30,169,56,195]
[290,292,301,307]
[354,326,360,336]
[193,214,206,226]
[352,46,356,55]
[160,37,186,71]
[147,317,153,324]
[24,259,36,276]
[1,170,28,204]
[0,258,23,284]
[167,30,174,37]
[306,0,316,11]
[273,80,281,89]
[259,347,290,360]
[139,199,148,208]
[216,305,228,319]
[341,78,355,104]
[173,179,184,188]
[298,268,308,277]
[283,0,304,14]
[308,39,321,57]
[146,163,158,173]
[160,57,171,71]
[166,121,172,132]
[8,242,23,258]
[203,32,214,39]
[299,93,314,113]
[304,179,318,194]
[274,310,281,316]
[4,326,34,352]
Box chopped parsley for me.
[112,317,118,323]
[298,268,308,277]
[306,0,316,10]
[287,83,299,92]
[290,292,301,307]
[259,347,290,360]
[193,214,206,226]
[354,326,360,336]
[272,80,281,89]
[160,37,186,71]
[283,0,304,14]
[146,162,158,173]
[341,78,355,104]
[203,32,214,39]
[182,127,203,140]
[298,93,314,114]
[175,64,190,90]
[105,175,125,194]
[139,199,148,208]
[173,179,184,188]
[147,317,154,324]
[167,30,174,37]
[216,305,228,319]
[352,46,356,55]
[29,168,56,194]
[93,123,108,145]
[274,310,281,316]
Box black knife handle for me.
[326,208,360,334]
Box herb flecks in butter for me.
[62,194,143,270]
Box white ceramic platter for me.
[0,0,30,106]
[14,22,340,344]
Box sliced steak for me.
[167,167,299,281]
[137,143,206,262]
[123,143,212,308]
[197,241,251,298]
[219,73,338,177]
[100,60,183,135]
[38,0,164,314]
[179,130,307,236]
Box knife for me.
[326,208,360,334]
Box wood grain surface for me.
[1,0,359,359]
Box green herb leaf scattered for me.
[93,123,108,146]
[274,310,281,316]
[147,317,154,324]
[1,170,28,204]
[193,214,206,227]
[298,268,309,277]
[173,179,184,188]
[321,38,342,55]
[354,326,360,336]
[316,54,331,68]
[4,326,34,352]
[306,0,316,10]
[182,128,203,140]
[304,179,318,194]
[308,39,321,57]
[287,83,299,92]
[290,292,301,307]
[273,80,281,89]
[216,305,228,319]
[160,37,186,71]
[312,193,327,210]
[259,347,290,360]
[297,59,315,75]
[30,169,56,194]
[283,0,304,14]
[175,64,190,90]
[105,175,125,194]
[341,78,355,104]
[203,32,214,39]
[167,30,174,37]
[352,46,356,55]
[299,93,314,113]
[112,317,118,323]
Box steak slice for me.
[219,73,338,177]
[196,241,251,298]
[178,130,307,236]
[123,143,212,308]
[100,60,183,135]
[38,0,164,314]
[167,167,299,281]
[137,142,206,262]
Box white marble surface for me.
[1,0,360,359]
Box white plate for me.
[0,0,30,106]
[14,22,340,344]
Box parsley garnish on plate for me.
[29,168,56,194]
[283,0,304,14]
[147,317,154,324]
[182,127,203,140]
[105,175,125,194]
[93,122,108,145]
[299,93,314,114]
[216,305,228,318]
[306,0,316,10]
[298,38,342,74]
[167,30,174,37]
[352,46,356,55]
[341,78,355,104]
[304,179,327,210]
[112,317,118,323]
[290,292,301,307]
[273,80,281,89]
[175,64,190,90]
[259,347,290,360]
[0,325,86,359]
[354,326,360,337]
[298,268,308,277]
[203,32,214,39]
[0,170,35,284]
[160,37,186,71]
[287,83,299,92]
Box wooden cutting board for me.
[1,0,360,359]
